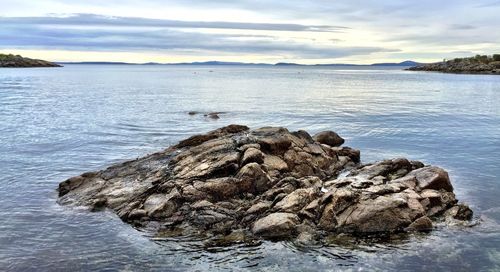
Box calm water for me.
[1,65,499,271]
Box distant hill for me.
[59,60,422,67]
[175,61,268,66]
[0,54,61,68]
[57,61,133,65]
[371,60,422,66]
[276,61,422,67]
[59,61,269,66]
[407,55,500,74]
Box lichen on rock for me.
[58,125,473,242]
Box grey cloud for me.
[475,0,500,7]
[0,13,349,32]
[449,24,477,30]
[0,23,393,59]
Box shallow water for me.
[0,65,499,271]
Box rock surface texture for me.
[0,54,61,68]
[407,56,500,74]
[58,125,473,241]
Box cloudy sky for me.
[1,0,500,64]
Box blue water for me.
[0,65,499,271]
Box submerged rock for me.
[187,111,227,120]
[58,125,472,242]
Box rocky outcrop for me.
[58,125,472,242]
[407,55,500,74]
[0,54,61,68]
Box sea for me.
[1,64,499,271]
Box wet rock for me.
[313,131,345,147]
[58,125,472,242]
[205,112,222,119]
[405,216,433,231]
[128,209,147,220]
[445,204,474,221]
[336,195,415,233]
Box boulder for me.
[241,147,264,165]
[252,213,300,238]
[313,131,345,147]
[410,166,454,192]
[274,188,318,212]
[405,216,433,231]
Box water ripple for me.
[0,65,499,271]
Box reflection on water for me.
[0,65,499,271]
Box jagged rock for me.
[57,125,473,243]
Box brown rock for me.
[252,213,300,238]
[263,155,288,172]
[241,147,264,165]
[313,131,345,147]
[410,166,454,192]
[274,188,318,212]
[406,216,433,231]
[445,204,473,221]
[237,163,272,193]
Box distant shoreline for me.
[56,60,422,67]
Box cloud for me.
[2,1,500,63]
[475,0,500,7]
[385,30,499,46]
[0,14,393,59]
[0,13,348,32]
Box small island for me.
[58,125,472,244]
[0,54,61,68]
[408,54,500,74]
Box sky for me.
[1,0,500,64]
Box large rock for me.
[58,125,472,242]
[252,213,300,238]
[312,131,345,147]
